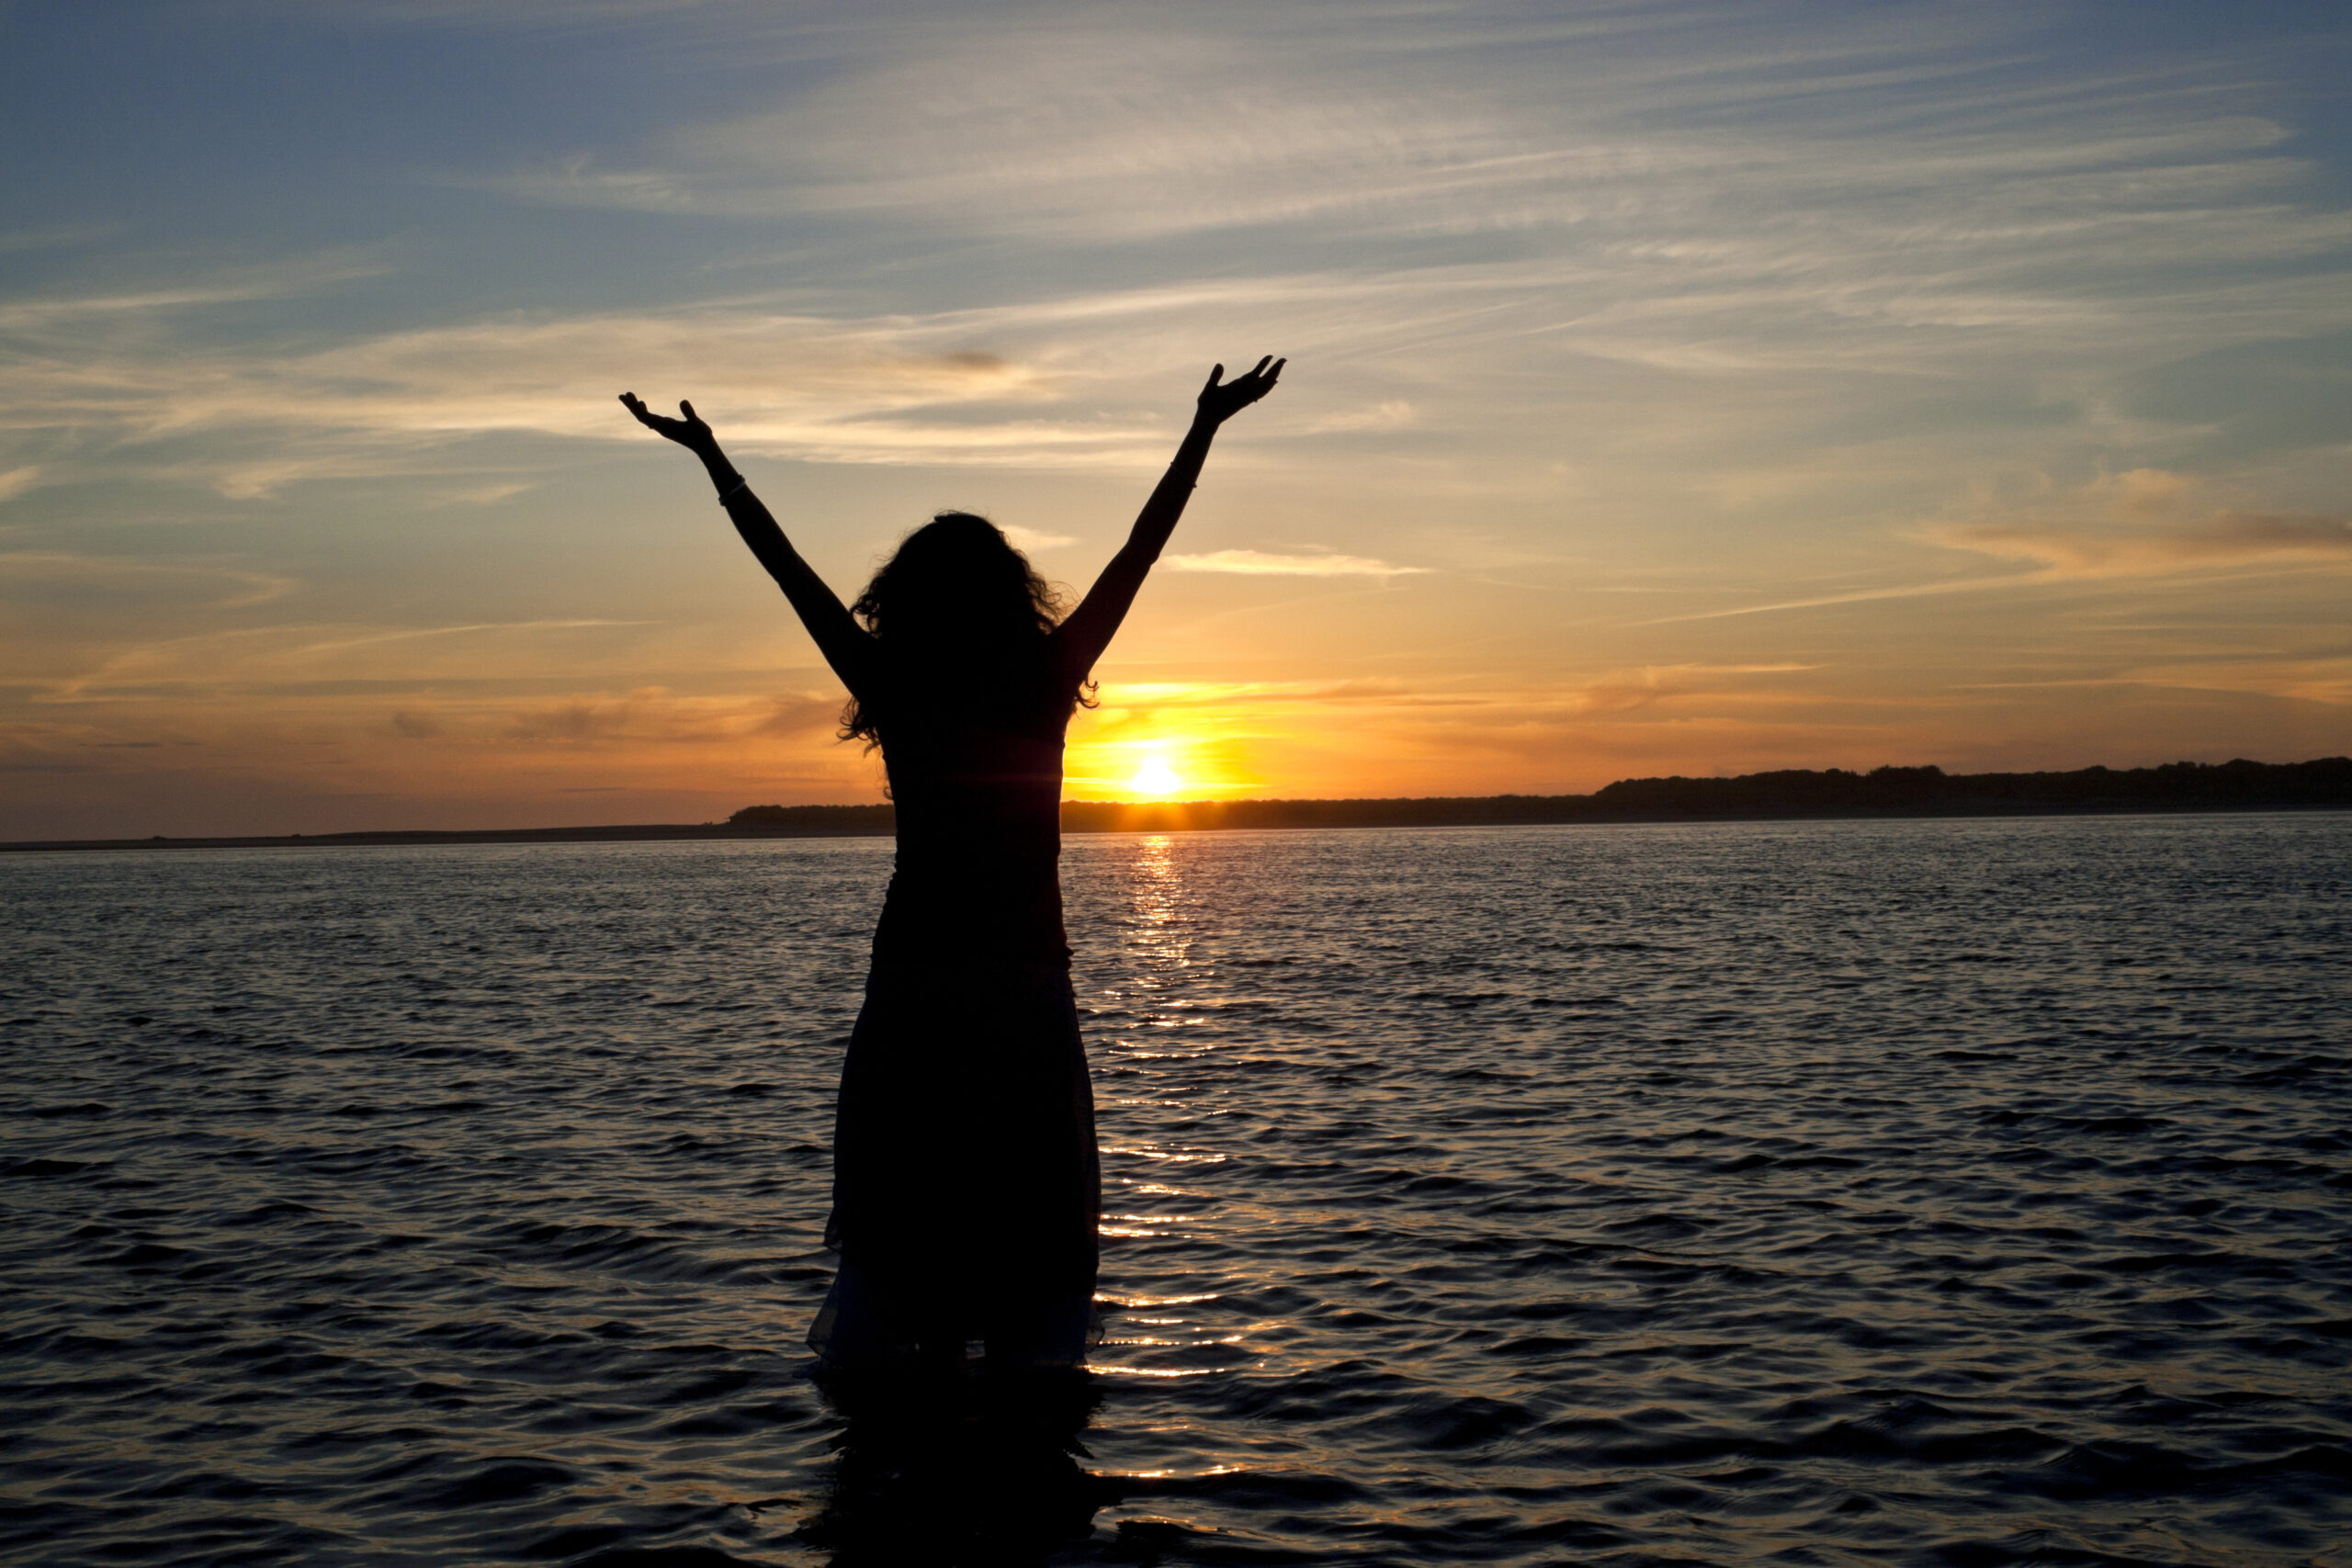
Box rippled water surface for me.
[5,816,2350,1566]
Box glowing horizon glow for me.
[1129,755,1183,796]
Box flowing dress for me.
[808,634,1101,1367]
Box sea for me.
[4,814,2347,1567]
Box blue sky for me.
[3,1,2348,835]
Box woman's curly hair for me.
[840,511,1096,744]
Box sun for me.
[1129,755,1183,796]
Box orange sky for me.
[4,4,2349,837]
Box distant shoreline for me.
[7,757,2346,852]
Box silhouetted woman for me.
[621,358,1283,1371]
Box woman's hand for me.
[1194,356,1285,427]
[618,392,718,457]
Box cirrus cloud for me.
[1933,512,2352,577]
[1922,469,2352,580]
[1163,548,1426,577]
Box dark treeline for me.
[13,757,2346,852]
[725,755,2352,835]
[1581,755,2352,818]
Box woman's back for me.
[832,643,1098,1353]
[867,647,1079,969]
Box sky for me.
[3,0,2348,837]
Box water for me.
[4,816,2347,1567]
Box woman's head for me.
[842,512,1085,742]
[849,512,1062,649]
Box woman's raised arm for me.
[618,393,876,696]
[1058,357,1283,679]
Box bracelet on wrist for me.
[716,476,748,504]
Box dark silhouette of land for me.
[1039,754,2352,833]
[9,756,2345,852]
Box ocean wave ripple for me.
[3,815,2347,1565]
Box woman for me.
[620,357,1284,1371]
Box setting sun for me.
[1129,756,1183,796]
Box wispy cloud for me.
[1637,572,2041,625]
[469,11,2352,376]
[1923,468,2352,579]
[1306,400,1415,434]
[1000,525,1080,552]
[1648,468,2352,625]
[1929,512,2352,577]
[368,684,848,752]
[1164,549,1426,577]
[0,222,124,254]
[0,251,385,330]
[15,17,2352,498]
[427,479,537,506]
[22,617,652,704]
[287,684,841,752]
[0,300,1188,488]
[288,619,648,658]
[1558,662,1826,716]
[0,551,298,609]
